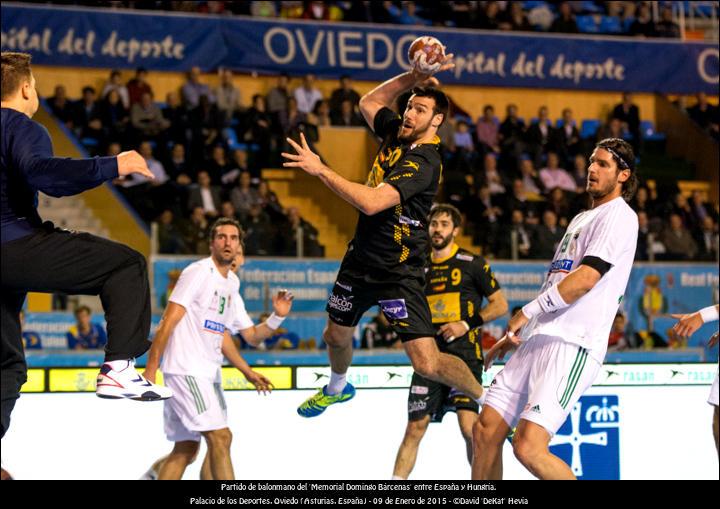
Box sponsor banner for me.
[20,369,46,393]
[2,4,717,93]
[220,366,292,391]
[49,368,165,392]
[592,363,717,386]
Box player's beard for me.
[431,231,453,250]
[212,248,235,267]
[399,117,433,144]
[587,175,619,200]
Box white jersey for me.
[161,257,240,380]
[229,291,254,335]
[524,196,638,363]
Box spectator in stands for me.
[294,73,323,115]
[655,6,680,38]
[636,210,651,261]
[557,108,580,159]
[549,1,578,33]
[302,0,331,20]
[690,190,714,224]
[215,68,241,126]
[48,84,74,127]
[230,147,250,181]
[670,192,697,230]
[497,208,533,259]
[608,313,629,351]
[66,305,108,350]
[138,141,169,184]
[631,186,658,219]
[130,91,170,142]
[206,145,234,186]
[388,1,430,25]
[482,152,506,195]
[242,203,274,256]
[126,67,153,106]
[476,105,500,154]
[629,2,655,37]
[329,75,361,118]
[467,184,503,254]
[330,98,364,127]
[20,310,42,350]
[188,170,222,219]
[661,213,698,260]
[101,70,130,109]
[162,91,189,146]
[73,86,104,142]
[612,92,641,152]
[598,117,625,141]
[243,93,273,169]
[532,210,563,259]
[570,153,588,193]
[695,216,719,261]
[182,66,214,109]
[189,94,222,154]
[250,1,277,17]
[183,205,210,254]
[220,200,243,223]
[477,1,502,30]
[99,88,129,143]
[311,99,332,127]
[505,178,540,219]
[231,171,261,217]
[688,92,720,137]
[257,180,286,223]
[157,209,189,255]
[518,155,543,196]
[266,73,291,122]
[546,187,571,227]
[525,105,556,165]
[454,120,475,152]
[500,1,532,32]
[282,206,324,257]
[361,310,400,349]
[539,151,575,193]
[164,143,193,185]
[499,103,526,159]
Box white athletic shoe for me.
[95,360,173,401]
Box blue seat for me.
[580,119,601,139]
[640,120,667,141]
[580,1,604,13]
[599,16,622,33]
[576,15,599,33]
[223,127,242,151]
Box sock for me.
[391,475,406,480]
[106,359,133,371]
[327,371,347,395]
[476,391,486,407]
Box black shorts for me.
[326,257,434,341]
[407,349,483,423]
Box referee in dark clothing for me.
[1,52,171,440]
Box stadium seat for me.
[599,16,622,34]
[576,15,600,33]
[580,119,601,139]
[641,120,667,141]
[223,127,242,151]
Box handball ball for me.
[408,36,446,74]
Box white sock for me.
[327,371,347,395]
[391,475,406,480]
[106,359,133,371]
[476,391,486,407]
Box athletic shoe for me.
[96,360,173,401]
[297,383,355,418]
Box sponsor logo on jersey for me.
[399,215,421,227]
[549,259,574,273]
[433,284,446,292]
[411,385,429,395]
[379,299,409,320]
[328,293,353,312]
[456,253,474,262]
[203,320,226,335]
[336,282,352,292]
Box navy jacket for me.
[1,107,118,243]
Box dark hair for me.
[1,52,32,100]
[110,69,121,78]
[595,137,638,201]
[74,305,91,316]
[82,86,96,96]
[429,203,462,229]
[210,217,244,241]
[409,86,449,126]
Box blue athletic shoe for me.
[297,383,356,418]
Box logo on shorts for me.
[328,293,353,312]
[408,399,428,413]
[379,299,409,320]
[411,385,429,395]
[527,404,541,413]
[336,282,353,292]
[549,395,620,480]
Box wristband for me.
[522,284,569,319]
[699,305,719,324]
[266,312,285,330]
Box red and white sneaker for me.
[96,360,172,401]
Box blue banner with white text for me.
[2,3,717,93]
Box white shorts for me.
[484,334,601,436]
[163,373,228,443]
[709,371,719,407]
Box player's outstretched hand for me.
[246,370,274,395]
[484,332,522,372]
[117,150,154,180]
[671,312,704,338]
[282,133,325,176]
[272,289,294,317]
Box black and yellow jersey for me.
[346,107,442,275]
[426,244,501,360]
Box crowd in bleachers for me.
[36,1,690,38]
